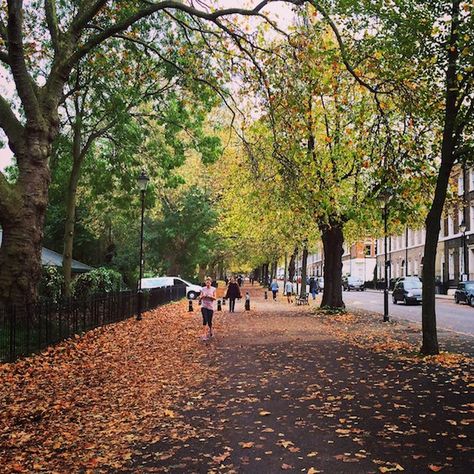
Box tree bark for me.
[288,246,297,282]
[300,244,308,298]
[62,109,84,296]
[421,0,461,355]
[0,135,52,305]
[320,220,345,309]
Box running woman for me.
[199,277,216,340]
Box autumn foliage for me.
[0,301,209,473]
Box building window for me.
[458,174,464,195]
[414,260,418,276]
[448,215,454,236]
[470,203,474,232]
[459,207,464,230]
[449,250,455,280]
[364,244,371,256]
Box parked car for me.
[343,276,365,291]
[392,278,422,305]
[454,281,474,306]
[140,276,202,299]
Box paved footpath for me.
[132,286,473,473]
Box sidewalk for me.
[135,287,472,473]
[1,286,472,473]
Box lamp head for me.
[137,170,150,192]
[459,220,466,234]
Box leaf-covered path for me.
[0,285,472,473]
[133,286,473,473]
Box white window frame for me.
[458,174,464,195]
[448,215,454,236]
[449,250,455,280]
[459,207,464,229]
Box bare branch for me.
[66,1,303,69]
[308,0,380,95]
[70,0,109,35]
[6,0,41,121]
[45,0,61,54]
[0,93,25,152]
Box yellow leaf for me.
[259,411,271,416]
[379,464,404,473]
[239,441,254,448]
[428,466,443,472]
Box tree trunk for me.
[288,246,297,282]
[63,105,85,296]
[421,0,460,355]
[0,139,51,305]
[63,156,82,297]
[300,245,308,298]
[320,220,345,309]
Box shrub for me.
[39,266,64,303]
[71,267,124,299]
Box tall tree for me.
[0,0,304,305]
[313,0,473,352]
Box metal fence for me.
[0,285,186,362]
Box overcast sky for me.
[0,1,297,171]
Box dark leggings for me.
[272,290,277,299]
[229,298,236,312]
[201,308,213,328]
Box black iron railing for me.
[0,285,186,362]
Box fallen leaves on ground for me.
[0,301,213,472]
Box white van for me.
[140,276,202,299]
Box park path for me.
[0,284,472,473]
[132,285,473,473]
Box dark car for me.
[454,281,474,306]
[342,276,365,291]
[392,278,422,305]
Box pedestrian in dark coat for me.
[225,277,241,313]
[309,277,318,300]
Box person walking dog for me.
[199,277,216,340]
[224,276,241,313]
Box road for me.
[341,290,474,336]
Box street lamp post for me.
[383,204,390,322]
[459,219,467,282]
[301,238,308,298]
[378,188,393,322]
[136,170,150,321]
[295,247,299,296]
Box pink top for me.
[200,286,216,310]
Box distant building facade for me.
[376,165,474,291]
